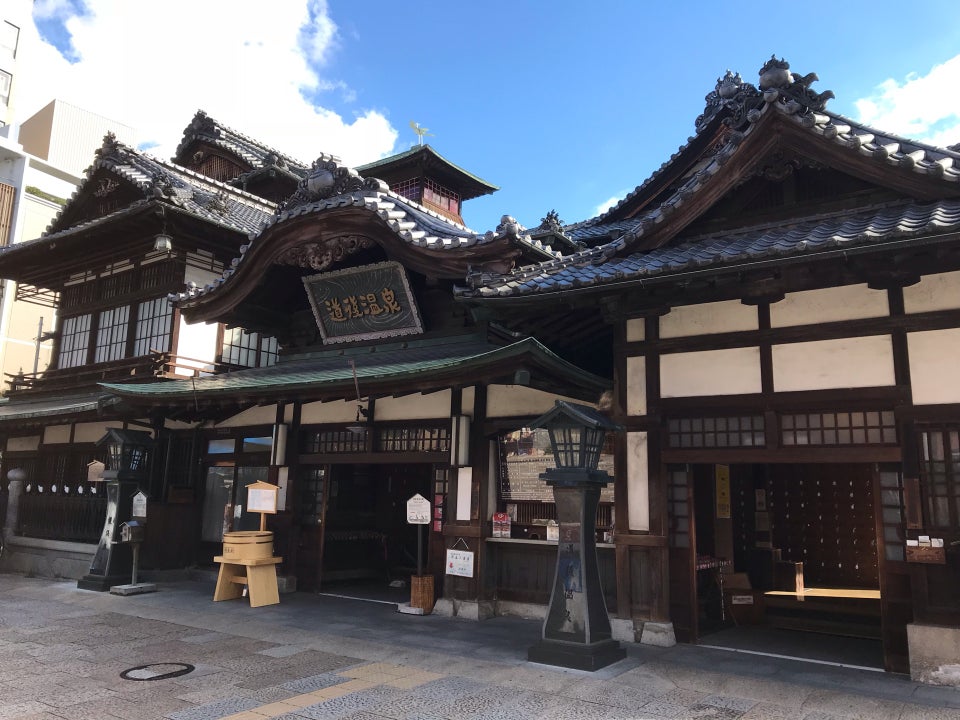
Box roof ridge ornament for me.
[282,157,388,211]
[695,57,834,134]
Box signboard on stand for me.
[406,493,431,524]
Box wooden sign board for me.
[246,481,278,514]
[303,261,423,344]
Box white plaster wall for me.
[627,431,649,532]
[174,317,218,376]
[300,399,361,424]
[626,356,647,416]
[771,284,889,328]
[215,405,277,428]
[908,328,960,404]
[660,300,758,338]
[626,318,645,342]
[486,386,589,418]
[772,335,895,392]
[376,390,451,421]
[903,271,960,314]
[661,347,762,397]
[461,386,476,418]
[7,436,40,452]
[43,425,71,444]
[164,419,196,430]
[73,422,114,443]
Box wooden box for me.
[222,531,274,561]
[410,574,435,613]
[724,590,765,625]
[905,545,946,564]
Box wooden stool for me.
[213,555,283,608]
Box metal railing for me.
[17,483,107,543]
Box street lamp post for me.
[78,429,154,591]
[526,400,626,671]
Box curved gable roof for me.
[459,57,960,301]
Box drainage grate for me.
[120,663,195,681]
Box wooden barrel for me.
[222,531,273,561]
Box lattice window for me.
[667,416,765,448]
[781,410,896,446]
[299,466,326,526]
[917,428,960,532]
[221,327,278,368]
[94,305,130,363]
[59,314,92,368]
[390,177,420,203]
[133,297,173,355]
[377,426,450,453]
[879,467,906,562]
[301,429,367,454]
[422,177,460,216]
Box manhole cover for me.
[120,663,195,681]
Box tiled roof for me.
[35,134,277,242]
[174,110,314,178]
[462,58,960,299]
[170,160,559,304]
[458,199,960,298]
[101,336,608,399]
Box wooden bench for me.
[213,555,282,608]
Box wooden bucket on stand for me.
[222,531,274,561]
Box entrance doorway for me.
[671,462,885,668]
[296,462,435,602]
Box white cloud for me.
[16,0,397,168]
[854,55,960,148]
[595,192,627,216]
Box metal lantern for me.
[530,401,618,478]
[79,429,154,591]
[525,400,626,671]
[97,429,153,479]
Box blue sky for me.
[18,0,960,233]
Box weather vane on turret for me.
[409,121,435,146]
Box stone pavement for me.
[1,574,959,720]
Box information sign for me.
[131,491,148,519]
[446,549,474,577]
[406,493,431,524]
[246,481,279,514]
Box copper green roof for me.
[357,145,499,200]
[100,336,608,403]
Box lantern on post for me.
[525,401,626,671]
[78,429,154,591]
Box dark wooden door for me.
[875,464,912,674]
[295,465,328,592]
[667,464,697,642]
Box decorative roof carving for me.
[696,57,834,134]
[281,157,388,210]
[536,210,564,233]
[275,235,375,272]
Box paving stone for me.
[282,672,350,693]
[295,685,399,719]
[166,696,261,720]
[684,703,747,719]
[702,694,759,713]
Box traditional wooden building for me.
[457,58,960,678]
[2,57,959,682]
